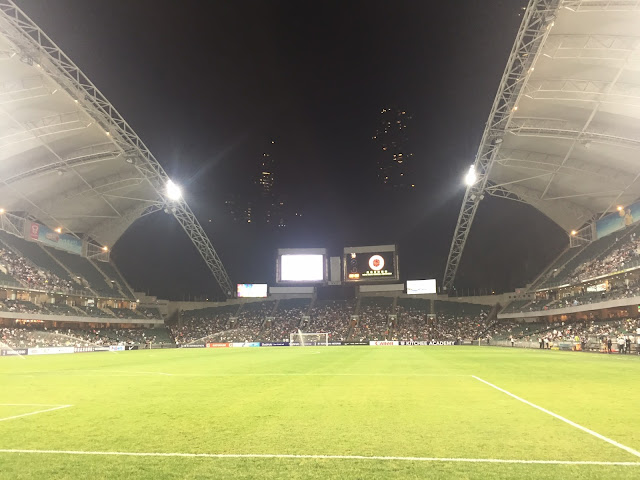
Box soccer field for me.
[1,347,639,479]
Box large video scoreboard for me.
[343,245,398,282]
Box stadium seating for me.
[0,231,73,281]
[260,298,310,342]
[0,269,21,288]
[434,300,487,316]
[540,224,640,288]
[305,300,353,342]
[109,307,145,320]
[0,325,173,348]
[44,247,119,297]
[45,303,80,316]
[91,260,136,300]
[76,305,115,318]
[500,299,533,314]
[530,247,582,289]
[357,297,394,341]
[396,297,430,313]
[170,304,240,344]
[2,299,46,314]
[137,307,163,320]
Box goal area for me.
[290,331,329,347]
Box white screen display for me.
[406,279,436,295]
[237,284,268,298]
[280,254,324,282]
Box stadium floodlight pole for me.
[0,0,235,298]
[442,0,560,293]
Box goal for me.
[290,331,329,347]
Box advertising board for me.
[28,346,75,355]
[28,221,83,255]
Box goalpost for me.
[290,330,329,347]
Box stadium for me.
[1,0,640,478]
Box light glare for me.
[166,179,182,200]
[465,165,477,186]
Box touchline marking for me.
[472,375,640,459]
[0,405,72,423]
[0,449,638,466]
[7,372,468,378]
[91,372,467,378]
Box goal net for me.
[290,331,329,347]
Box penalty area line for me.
[0,405,73,423]
[0,449,638,466]
[472,375,640,459]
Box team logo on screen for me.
[368,255,385,271]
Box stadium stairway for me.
[529,246,582,290]
[44,247,121,298]
[90,260,136,300]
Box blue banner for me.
[29,222,83,255]
[595,201,640,240]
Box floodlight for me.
[617,206,623,211]
[464,165,477,186]
[166,179,182,201]
[0,208,4,214]
[102,246,109,252]
[571,230,577,236]
[54,227,62,234]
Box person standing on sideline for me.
[618,335,625,354]
[607,337,613,353]
[626,335,631,355]
[510,336,515,347]
[539,337,543,349]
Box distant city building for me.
[225,138,292,227]
[225,196,252,224]
[372,107,415,189]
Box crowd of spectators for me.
[304,301,353,342]
[261,302,307,342]
[0,325,168,349]
[569,232,640,283]
[355,303,393,341]
[0,248,74,293]
[1,299,44,314]
[392,305,491,342]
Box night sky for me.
[15,0,567,300]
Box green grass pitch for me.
[1,346,639,479]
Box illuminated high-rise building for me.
[372,107,415,189]
[225,138,294,227]
[258,140,275,197]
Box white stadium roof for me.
[445,0,640,289]
[0,1,234,296]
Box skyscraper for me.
[372,108,415,189]
[225,138,293,228]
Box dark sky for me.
[15,0,567,300]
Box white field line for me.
[49,371,469,378]
[472,375,640,459]
[0,405,72,423]
[0,403,68,407]
[0,449,638,466]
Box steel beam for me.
[442,0,560,292]
[0,0,234,297]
